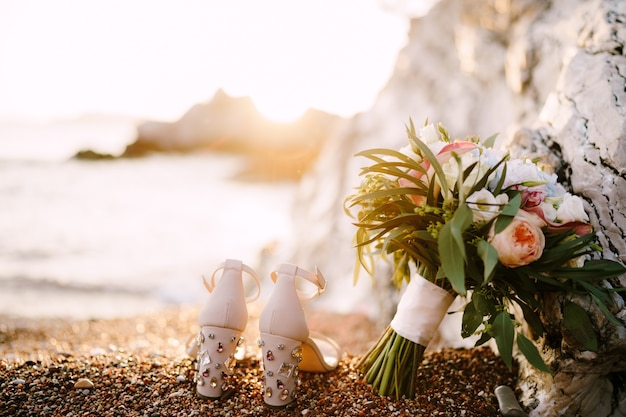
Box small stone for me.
[168,389,185,398]
[74,378,94,389]
[175,375,186,383]
[10,379,26,385]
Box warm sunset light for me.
[252,97,308,123]
[0,0,409,123]
[0,0,414,332]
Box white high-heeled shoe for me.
[258,263,341,407]
[194,259,261,399]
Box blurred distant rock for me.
[121,89,345,181]
[74,149,116,160]
[282,0,626,416]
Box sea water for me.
[0,120,297,319]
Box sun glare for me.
[0,1,409,123]
[252,97,307,123]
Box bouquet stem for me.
[358,276,455,399]
[358,325,427,399]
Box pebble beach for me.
[0,306,518,416]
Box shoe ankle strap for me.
[204,259,261,303]
[270,263,326,300]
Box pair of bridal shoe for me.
[192,259,340,407]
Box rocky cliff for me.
[285,0,626,415]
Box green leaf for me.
[563,302,598,351]
[477,239,499,284]
[494,192,521,234]
[438,203,473,295]
[466,153,509,197]
[355,148,422,167]
[553,259,626,281]
[492,162,508,195]
[482,133,498,148]
[451,153,466,203]
[474,331,492,347]
[350,187,426,205]
[438,223,464,294]
[515,300,544,337]
[437,122,450,142]
[461,300,483,338]
[589,291,623,327]
[407,129,450,197]
[473,292,497,316]
[490,312,515,370]
[516,332,551,373]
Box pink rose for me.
[521,189,546,208]
[489,210,546,268]
[435,141,477,166]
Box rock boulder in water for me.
[121,89,345,180]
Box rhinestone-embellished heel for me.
[258,333,303,407]
[194,259,260,399]
[259,264,341,407]
[195,326,244,398]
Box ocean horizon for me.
[0,119,298,320]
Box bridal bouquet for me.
[345,119,626,399]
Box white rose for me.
[539,201,558,222]
[419,124,440,145]
[441,150,495,198]
[501,159,545,189]
[555,193,589,223]
[399,144,421,162]
[482,147,507,167]
[467,190,509,223]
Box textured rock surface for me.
[504,1,626,416]
[284,0,626,415]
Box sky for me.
[0,0,429,123]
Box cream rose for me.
[555,193,589,223]
[467,189,509,223]
[489,210,546,268]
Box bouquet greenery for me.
[345,119,626,399]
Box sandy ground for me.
[0,306,518,416]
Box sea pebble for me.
[0,307,520,417]
[74,378,94,389]
[168,389,185,397]
[175,375,186,383]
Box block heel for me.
[195,325,244,398]
[193,259,260,399]
[259,263,341,407]
[258,332,303,407]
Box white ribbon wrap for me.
[390,275,455,346]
